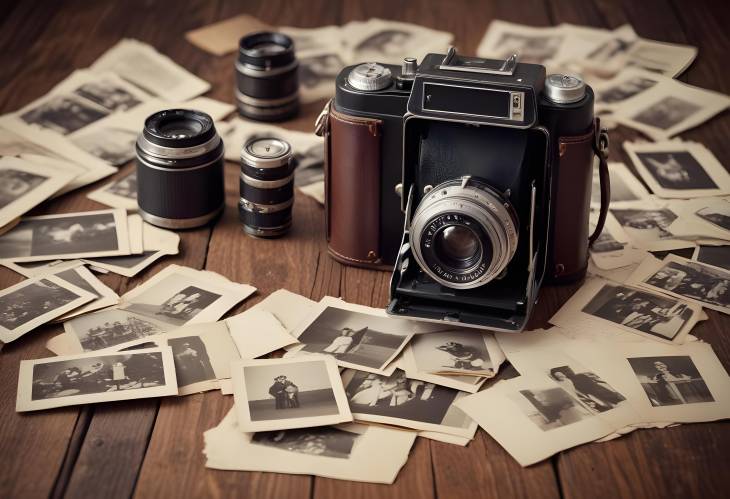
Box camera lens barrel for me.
[235,32,299,122]
[239,137,294,237]
[136,109,225,229]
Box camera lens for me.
[236,32,299,122]
[239,137,294,238]
[136,109,225,229]
[409,177,518,289]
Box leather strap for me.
[589,118,610,246]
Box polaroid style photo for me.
[455,373,615,466]
[591,162,651,208]
[0,275,96,343]
[406,329,501,376]
[615,341,730,424]
[626,254,730,315]
[204,410,415,484]
[119,264,255,328]
[624,141,730,198]
[0,209,131,262]
[16,347,177,412]
[0,156,76,228]
[232,356,352,432]
[612,78,730,140]
[342,369,477,438]
[49,264,120,321]
[91,39,210,102]
[693,245,730,272]
[87,170,138,210]
[550,277,701,344]
[288,297,414,374]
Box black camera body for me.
[320,50,608,332]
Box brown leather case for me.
[321,105,388,269]
[549,119,610,283]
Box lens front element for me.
[410,177,519,289]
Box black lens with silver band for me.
[136,109,225,229]
[236,31,299,122]
[239,137,294,237]
[409,176,519,289]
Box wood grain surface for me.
[0,1,728,498]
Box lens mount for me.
[409,177,519,289]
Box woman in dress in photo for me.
[549,367,625,413]
[323,327,354,354]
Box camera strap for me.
[589,118,610,247]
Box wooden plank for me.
[133,1,340,498]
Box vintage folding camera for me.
[316,49,609,331]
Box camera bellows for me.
[236,32,299,122]
[239,137,294,238]
[136,109,225,229]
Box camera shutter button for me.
[347,63,393,91]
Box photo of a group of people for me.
[644,260,730,311]
[0,279,83,331]
[68,308,167,351]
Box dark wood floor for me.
[1,1,729,498]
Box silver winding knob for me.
[347,63,393,91]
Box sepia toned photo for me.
[19,94,109,135]
[291,300,413,373]
[298,52,346,104]
[627,355,714,406]
[550,278,700,343]
[63,307,170,352]
[632,96,701,131]
[0,169,46,208]
[251,426,359,459]
[0,209,130,262]
[169,336,215,386]
[233,356,352,432]
[408,330,495,376]
[513,386,593,431]
[343,369,476,437]
[636,151,715,190]
[0,275,95,343]
[16,347,177,412]
[87,171,138,210]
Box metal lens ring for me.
[409,177,519,289]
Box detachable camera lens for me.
[409,176,518,289]
[239,137,294,237]
[136,109,225,229]
[236,32,299,122]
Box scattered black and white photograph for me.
[233,356,352,432]
[642,258,730,312]
[627,355,714,406]
[251,426,359,459]
[547,365,627,414]
[87,171,138,210]
[694,245,730,272]
[343,369,475,436]
[64,308,169,352]
[630,96,701,131]
[592,162,650,207]
[597,75,658,105]
[124,284,222,327]
[0,209,128,261]
[106,171,137,199]
[409,330,493,375]
[590,231,625,253]
[16,347,177,412]
[0,169,47,208]
[636,151,716,190]
[0,276,94,343]
[696,202,730,232]
[20,95,109,135]
[354,29,411,57]
[293,303,414,373]
[580,283,695,341]
[72,127,137,166]
[610,207,678,247]
[169,335,216,387]
[73,79,143,112]
[51,265,120,320]
[514,386,593,431]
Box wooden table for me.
[1,1,729,498]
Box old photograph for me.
[19,94,109,135]
[513,386,593,431]
[170,336,215,385]
[632,96,701,131]
[547,365,626,414]
[627,356,714,406]
[696,202,730,232]
[52,264,120,320]
[693,245,730,272]
[251,426,359,459]
[346,18,452,64]
[478,21,565,64]
[298,51,346,104]
[120,265,254,328]
[91,39,210,101]
[64,307,170,352]
[596,73,658,107]
[408,330,495,375]
[608,207,690,251]
[343,369,477,437]
[0,156,76,228]
[592,162,650,207]
[16,347,177,411]
[629,255,730,314]
[233,356,352,432]
[73,78,143,112]
[551,278,700,343]
[72,127,137,166]
[0,275,95,343]
[0,209,130,262]
[291,300,414,373]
